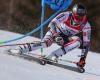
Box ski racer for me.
[8,3,91,68]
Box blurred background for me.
[0,0,100,52]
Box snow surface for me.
[0,30,100,80]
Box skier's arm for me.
[82,22,91,58]
[48,12,69,31]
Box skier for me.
[8,3,91,68]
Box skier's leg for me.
[8,30,54,54]
[46,36,81,59]
[8,41,48,54]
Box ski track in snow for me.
[0,30,100,80]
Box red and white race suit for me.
[18,11,91,59]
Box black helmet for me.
[72,3,87,16]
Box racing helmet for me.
[72,3,87,22]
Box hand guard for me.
[77,57,86,67]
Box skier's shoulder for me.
[84,21,91,29]
[82,22,91,31]
[58,11,72,16]
[81,16,91,30]
[56,11,72,19]
[64,11,73,16]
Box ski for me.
[39,56,85,73]
[6,50,85,73]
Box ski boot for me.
[77,57,86,73]
[7,48,22,56]
[39,56,58,65]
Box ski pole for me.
[58,58,77,64]
[0,41,39,47]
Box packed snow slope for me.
[0,30,100,80]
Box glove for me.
[55,36,64,46]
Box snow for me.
[0,30,100,80]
